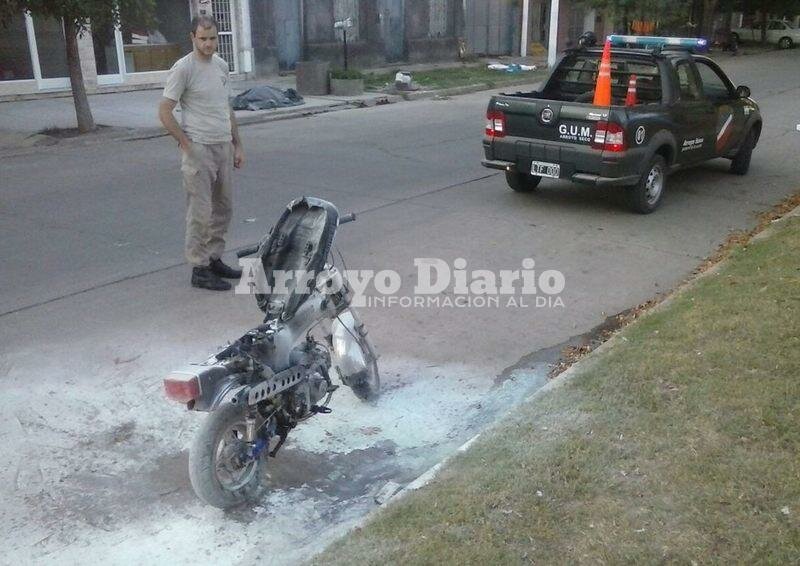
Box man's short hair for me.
[191,15,218,35]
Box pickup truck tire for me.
[778,37,793,49]
[506,171,542,192]
[627,155,666,214]
[730,129,755,175]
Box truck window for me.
[675,61,702,101]
[695,60,733,102]
[543,53,662,104]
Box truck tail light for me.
[485,110,506,138]
[592,121,626,152]
[164,372,200,403]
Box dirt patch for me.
[37,124,115,139]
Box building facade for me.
[0,0,248,98]
[0,0,593,99]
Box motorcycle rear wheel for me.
[189,403,264,509]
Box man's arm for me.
[159,97,191,152]
[230,108,244,169]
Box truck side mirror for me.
[736,85,751,98]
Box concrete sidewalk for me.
[0,84,403,155]
[0,76,392,137]
[0,56,546,152]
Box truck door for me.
[694,58,747,157]
[672,59,716,164]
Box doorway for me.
[274,0,301,70]
[379,0,405,61]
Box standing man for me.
[158,15,245,291]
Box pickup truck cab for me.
[482,39,762,213]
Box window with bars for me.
[211,0,232,32]
[211,0,235,71]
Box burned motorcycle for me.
[164,197,380,509]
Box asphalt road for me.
[1,49,798,565]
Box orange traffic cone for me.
[625,74,637,106]
[593,40,612,107]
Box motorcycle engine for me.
[288,340,331,416]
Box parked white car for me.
[731,20,800,49]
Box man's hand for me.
[234,144,245,169]
[230,108,244,168]
[159,97,192,152]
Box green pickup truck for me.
[482,41,762,213]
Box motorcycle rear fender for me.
[180,362,245,412]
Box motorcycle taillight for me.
[164,372,200,403]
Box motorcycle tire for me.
[345,331,380,402]
[189,403,264,509]
[349,354,381,402]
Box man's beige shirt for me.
[163,53,232,144]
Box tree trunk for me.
[760,6,768,44]
[622,4,629,34]
[64,18,95,133]
[702,0,718,39]
[722,7,732,33]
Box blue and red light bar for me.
[607,35,709,52]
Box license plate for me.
[531,160,560,178]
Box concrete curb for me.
[305,338,617,565]
[0,98,387,157]
[382,334,615,507]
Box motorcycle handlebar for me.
[339,212,356,225]
[238,212,356,258]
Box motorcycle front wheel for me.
[349,347,380,402]
[188,403,264,509]
[331,311,381,402]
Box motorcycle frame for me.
[178,267,375,414]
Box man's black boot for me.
[209,257,243,279]
[191,266,232,291]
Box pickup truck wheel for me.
[778,37,793,49]
[730,129,755,175]
[505,171,542,192]
[627,155,666,214]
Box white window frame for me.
[24,12,71,90]
[96,27,126,85]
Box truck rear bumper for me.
[481,159,515,171]
[482,159,640,187]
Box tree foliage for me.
[579,0,695,35]
[579,0,798,38]
[0,1,154,33]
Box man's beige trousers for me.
[181,141,233,267]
